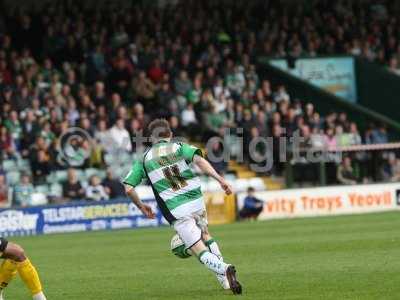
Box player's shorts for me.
[173,209,208,249]
[0,237,8,256]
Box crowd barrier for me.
[0,198,166,237]
[237,182,400,220]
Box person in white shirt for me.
[107,118,132,152]
[181,103,197,126]
[86,175,109,201]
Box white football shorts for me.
[173,209,208,249]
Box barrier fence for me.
[2,182,400,237]
[0,198,166,237]
[286,143,400,187]
[237,182,400,220]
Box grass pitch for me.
[4,211,400,300]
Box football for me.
[170,234,192,259]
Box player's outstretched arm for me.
[193,155,233,195]
[124,185,156,219]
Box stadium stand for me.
[0,0,399,207]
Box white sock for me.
[32,292,47,300]
[198,251,228,275]
[207,239,223,260]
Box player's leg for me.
[203,231,223,260]
[194,211,224,260]
[190,240,242,294]
[0,238,17,299]
[174,217,242,294]
[201,230,230,289]
[0,239,47,300]
[194,211,230,289]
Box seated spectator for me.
[349,122,362,145]
[181,103,197,126]
[239,187,264,220]
[335,125,351,147]
[86,175,109,201]
[370,124,389,144]
[13,173,34,207]
[388,57,400,75]
[0,126,17,160]
[337,157,358,185]
[381,153,400,182]
[0,174,10,207]
[102,169,126,200]
[62,168,85,201]
[108,119,132,153]
[207,141,228,175]
[31,149,51,184]
[175,70,192,96]
[324,128,337,150]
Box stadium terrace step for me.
[262,177,284,190]
[236,171,257,179]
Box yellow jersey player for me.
[0,238,47,300]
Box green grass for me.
[4,211,400,300]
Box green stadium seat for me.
[35,185,49,194]
[49,183,63,197]
[54,170,68,182]
[17,158,30,170]
[6,171,20,185]
[104,153,114,165]
[75,169,86,181]
[85,168,99,179]
[2,159,17,172]
[31,193,48,205]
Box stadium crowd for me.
[0,0,398,207]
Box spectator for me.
[108,119,132,153]
[324,128,337,150]
[388,57,400,75]
[337,157,358,185]
[174,70,192,96]
[381,153,400,182]
[181,103,197,127]
[208,141,228,175]
[0,174,10,207]
[102,169,126,200]
[349,122,362,145]
[31,149,51,184]
[239,187,264,220]
[13,173,34,206]
[370,125,389,144]
[86,175,109,201]
[62,168,84,201]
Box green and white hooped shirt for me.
[123,141,205,224]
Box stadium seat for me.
[76,169,86,181]
[17,158,30,170]
[2,159,17,172]
[46,174,57,184]
[85,168,99,178]
[30,193,48,205]
[6,171,20,186]
[35,185,49,194]
[224,173,237,181]
[248,178,266,191]
[49,183,63,197]
[205,180,221,192]
[54,170,68,182]
[104,153,114,165]
[233,179,250,193]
